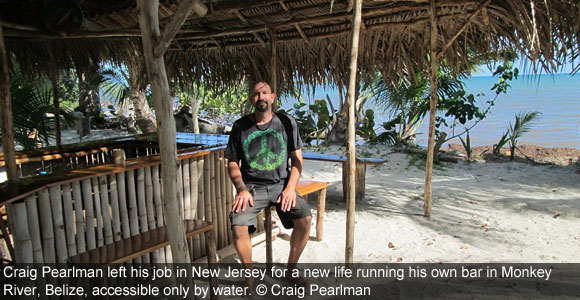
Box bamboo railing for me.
[1,133,235,263]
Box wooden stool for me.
[265,180,328,264]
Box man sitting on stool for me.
[225,81,312,288]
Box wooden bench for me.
[302,152,387,201]
[67,220,219,298]
[264,180,328,264]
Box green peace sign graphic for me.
[243,128,287,171]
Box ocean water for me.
[280,74,580,149]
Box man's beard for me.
[255,100,269,112]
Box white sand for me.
[4,130,579,263]
[251,145,580,263]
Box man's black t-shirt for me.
[224,113,303,186]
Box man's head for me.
[251,81,276,113]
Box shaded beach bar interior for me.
[0,133,233,263]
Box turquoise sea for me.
[281,73,580,149]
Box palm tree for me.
[1,71,71,150]
[507,111,542,160]
[371,70,464,145]
[101,58,156,133]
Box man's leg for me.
[287,216,312,266]
[232,225,255,291]
[232,225,252,266]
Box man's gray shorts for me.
[230,183,311,234]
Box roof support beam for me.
[345,0,362,264]
[0,18,17,181]
[270,28,278,110]
[154,0,208,58]
[137,0,192,268]
[294,24,311,45]
[424,0,439,218]
[436,0,491,60]
[235,11,266,48]
[279,1,311,45]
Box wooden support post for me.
[138,0,206,264]
[265,208,273,266]
[316,188,326,241]
[48,48,61,148]
[270,29,278,110]
[345,0,363,264]
[0,18,17,180]
[424,0,439,218]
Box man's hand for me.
[232,189,254,213]
[277,188,297,212]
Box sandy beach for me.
[4,129,579,264]
[252,144,580,264]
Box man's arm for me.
[228,160,254,212]
[277,149,303,211]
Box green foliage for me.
[58,72,80,109]
[1,72,72,150]
[357,109,376,140]
[507,111,542,160]
[175,81,247,122]
[459,130,472,162]
[279,99,331,144]
[101,67,132,106]
[494,132,509,154]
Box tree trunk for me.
[138,0,200,264]
[0,18,17,180]
[77,71,100,136]
[191,98,200,133]
[131,89,157,133]
[345,0,363,264]
[326,110,348,145]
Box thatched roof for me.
[1,0,579,90]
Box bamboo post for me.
[25,196,43,263]
[127,169,139,236]
[12,202,33,263]
[98,176,113,244]
[137,168,149,232]
[81,179,96,250]
[145,166,156,229]
[177,161,185,219]
[91,178,104,247]
[0,18,17,180]
[182,159,191,219]
[345,0,363,264]
[108,174,122,241]
[219,153,228,245]
[424,0,439,217]
[72,181,86,253]
[198,157,206,256]
[209,153,218,243]
[38,189,56,262]
[62,184,77,256]
[152,165,164,227]
[49,186,67,263]
[214,153,224,248]
[190,158,201,258]
[117,172,131,239]
[138,0,207,264]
